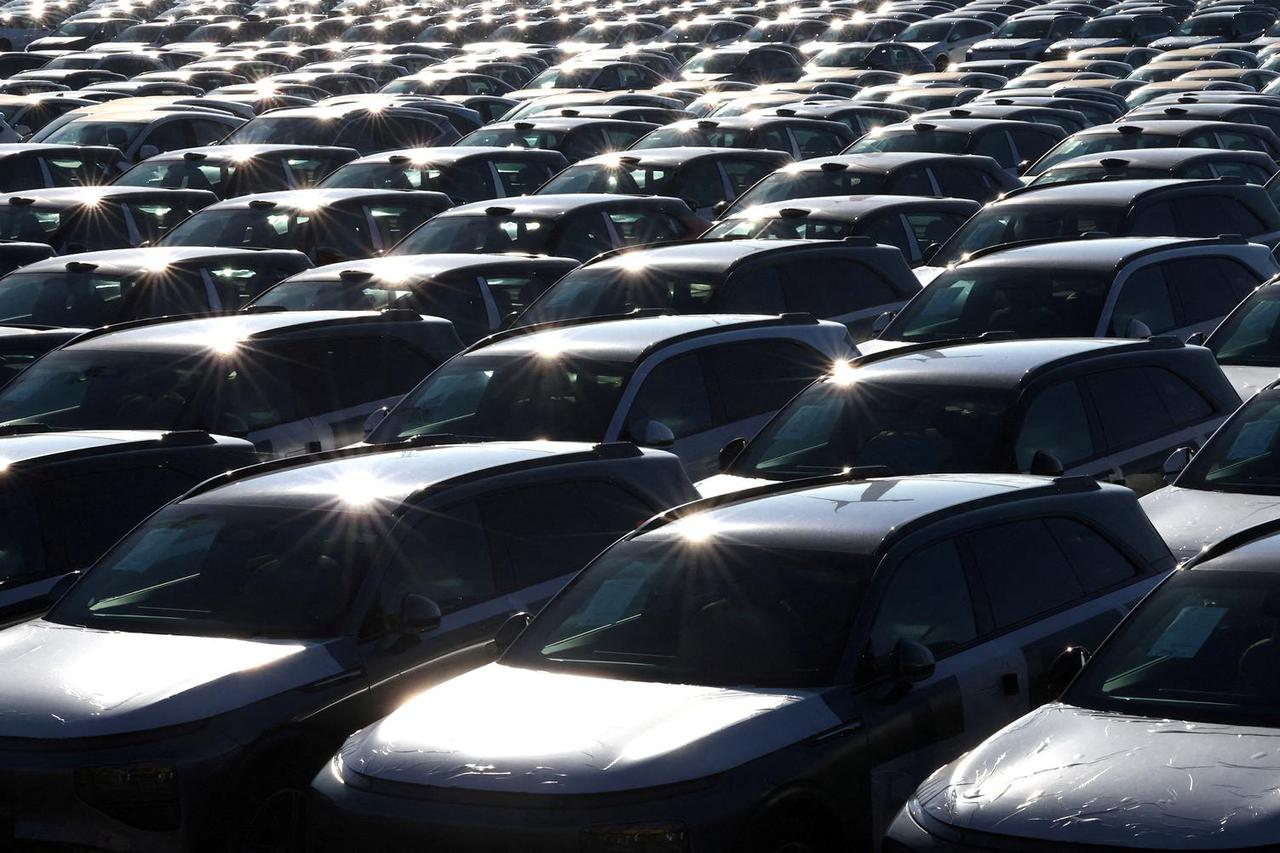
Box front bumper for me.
[0,726,241,852]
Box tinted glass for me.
[1208,290,1280,367]
[1015,380,1095,470]
[625,353,713,440]
[1047,517,1137,593]
[969,519,1085,627]
[705,341,825,422]
[391,214,558,255]
[1085,368,1176,449]
[934,206,1121,267]
[1179,393,1280,494]
[868,540,976,658]
[521,266,722,325]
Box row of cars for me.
[5,0,1280,847]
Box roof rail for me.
[849,331,1017,368]
[1020,335,1186,385]
[1184,516,1280,568]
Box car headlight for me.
[74,763,180,831]
[581,823,689,852]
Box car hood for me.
[339,663,838,794]
[0,621,339,738]
[1141,485,1280,561]
[1221,365,1279,400]
[916,703,1280,849]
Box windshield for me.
[252,279,414,311]
[389,214,556,255]
[933,205,1122,266]
[1031,132,1174,173]
[57,21,104,35]
[1067,570,1280,726]
[373,353,632,443]
[847,129,968,154]
[223,116,331,146]
[898,21,954,41]
[520,266,722,324]
[118,160,239,194]
[42,120,145,149]
[1207,290,1280,367]
[683,52,743,74]
[1178,393,1280,494]
[729,169,884,212]
[732,378,1012,478]
[995,18,1054,38]
[631,125,752,149]
[886,269,1109,341]
[47,503,385,639]
[1177,16,1233,36]
[505,538,866,687]
[705,217,851,239]
[539,164,677,195]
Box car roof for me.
[0,430,246,468]
[729,194,979,218]
[778,152,1000,172]
[954,234,1236,268]
[142,143,357,161]
[0,143,117,159]
[642,473,1079,554]
[286,253,579,283]
[14,247,305,276]
[585,239,823,273]
[345,145,566,166]
[994,177,1215,205]
[0,185,215,206]
[437,193,683,218]
[485,117,652,130]
[181,440,659,509]
[202,187,443,210]
[1044,147,1275,168]
[574,146,783,167]
[1079,118,1265,134]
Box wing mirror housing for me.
[1029,450,1064,477]
[919,242,941,264]
[711,199,730,219]
[892,638,935,683]
[1163,446,1194,483]
[871,310,896,335]
[494,611,532,653]
[399,593,442,634]
[362,406,389,440]
[719,436,748,470]
[1185,331,1206,346]
[642,419,675,448]
[1125,317,1153,339]
[1048,645,1090,698]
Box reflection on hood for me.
[1141,486,1280,562]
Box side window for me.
[0,487,42,585]
[1007,127,1058,165]
[139,120,192,153]
[704,340,826,422]
[365,204,436,251]
[380,502,493,620]
[440,161,495,205]
[625,353,714,440]
[860,214,913,259]
[493,159,553,196]
[967,520,1085,628]
[1147,367,1213,425]
[972,130,1014,168]
[1111,264,1175,335]
[782,257,904,314]
[563,129,604,162]
[1163,257,1260,325]
[290,336,440,414]
[1128,201,1176,234]
[602,125,648,149]
[722,159,778,197]
[553,211,614,260]
[1173,195,1264,237]
[188,119,232,146]
[480,481,656,589]
[868,539,977,659]
[1015,380,1095,470]
[672,160,727,209]
[889,167,936,196]
[904,211,969,253]
[929,165,987,201]
[1212,160,1274,184]
[606,209,682,245]
[790,126,846,158]
[1046,519,1137,591]
[718,266,786,313]
[1083,367,1177,449]
[756,126,792,154]
[415,275,490,343]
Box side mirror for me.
[1163,446,1194,482]
[1029,450,1064,477]
[1185,331,1206,346]
[1047,645,1089,698]
[892,638,935,683]
[362,406,389,440]
[137,144,160,160]
[1125,317,1153,339]
[871,310,896,335]
[494,611,532,653]
[641,419,675,448]
[711,199,730,218]
[920,242,941,264]
[399,593,442,634]
[719,436,748,470]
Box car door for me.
[614,351,718,476]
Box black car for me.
[0,143,119,192]
[318,146,568,204]
[1028,119,1280,175]
[846,118,1067,175]
[1031,146,1279,185]
[114,145,360,198]
[631,115,856,159]
[0,186,216,253]
[221,105,459,156]
[458,117,660,163]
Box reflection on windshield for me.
[391,214,555,255]
[48,504,386,639]
[732,378,1011,478]
[848,129,968,155]
[705,217,850,239]
[1068,570,1280,726]
[1180,394,1280,494]
[1208,292,1280,367]
[506,539,866,687]
[520,267,720,324]
[731,170,881,212]
[376,353,631,443]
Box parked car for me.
[220,104,460,156]
[701,335,1239,497]
[1201,275,1280,396]
[29,108,244,166]
[318,146,567,205]
[0,439,697,851]
[631,115,856,159]
[1031,147,1279,185]
[1028,119,1280,175]
[155,189,452,263]
[313,470,1173,851]
[0,311,463,457]
[895,18,999,70]
[0,185,216,253]
[885,520,1280,851]
[679,44,807,84]
[846,118,1067,175]
[965,13,1089,61]
[386,194,708,262]
[457,117,659,163]
[0,247,312,327]
[247,254,580,343]
[0,143,120,192]
[518,239,919,339]
[0,429,259,619]
[363,313,852,477]
[114,144,360,198]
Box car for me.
[534,147,790,219]
[0,247,312,327]
[1123,100,1280,139]
[363,313,852,477]
[456,117,659,163]
[26,16,137,51]
[895,18,999,69]
[701,335,1239,498]
[752,101,917,136]
[524,60,668,92]
[1029,119,1280,175]
[678,44,807,84]
[1151,8,1276,49]
[965,13,1089,61]
[0,143,119,192]
[29,107,244,166]
[916,102,1091,135]
[517,238,919,339]
[805,41,934,75]
[0,438,697,851]
[220,104,460,156]
[1030,146,1279,185]
[846,118,1066,175]
[0,94,96,140]
[317,146,567,205]
[155,188,453,264]
[630,115,855,159]
[917,178,1280,280]
[0,310,463,457]
[704,195,980,266]
[885,520,1280,852]
[312,469,1174,852]
[114,144,360,198]
[0,185,216,254]
[385,194,708,262]
[0,429,260,619]
[1044,12,1177,57]
[246,254,580,343]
